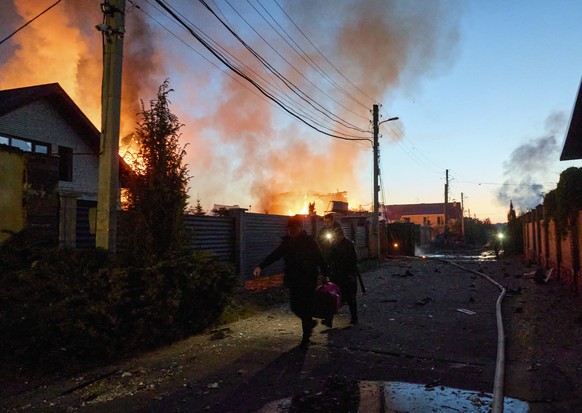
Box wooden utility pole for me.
[96,0,126,251]
[373,104,380,260]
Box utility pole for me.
[96,0,126,251]
[461,192,465,240]
[444,169,449,240]
[372,104,398,261]
[373,104,380,261]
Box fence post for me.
[229,208,247,279]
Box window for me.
[12,137,32,152]
[35,143,49,154]
[58,145,73,181]
[0,135,50,153]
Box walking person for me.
[329,226,359,325]
[253,216,328,350]
[318,213,342,264]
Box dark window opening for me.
[58,145,73,181]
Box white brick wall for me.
[0,100,99,201]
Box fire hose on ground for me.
[437,259,507,413]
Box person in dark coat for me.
[329,226,359,325]
[318,213,342,264]
[253,216,328,350]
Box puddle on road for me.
[255,381,529,413]
[424,252,498,262]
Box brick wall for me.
[521,210,581,294]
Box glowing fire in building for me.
[267,191,349,216]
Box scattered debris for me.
[209,328,232,340]
[59,369,119,396]
[457,309,476,315]
[537,268,553,284]
[416,297,431,306]
[524,268,554,283]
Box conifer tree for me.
[194,198,205,215]
[123,80,189,263]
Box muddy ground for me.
[3,252,582,412]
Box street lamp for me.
[379,116,399,126]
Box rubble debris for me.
[416,297,431,306]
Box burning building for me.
[265,191,349,216]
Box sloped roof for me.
[383,203,462,221]
[560,79,582,161]
[0,83,131,180]
[0,83,100,152]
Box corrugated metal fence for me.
[184,210,372,280]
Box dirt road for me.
[4,253,582,412]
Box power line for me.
[226,0,369,133]
[0,0,62,46]
[153,0,372,143]
[271,0,378,107]
[139,0,366,140]
[253,0,372,120]
[198,0,370,136]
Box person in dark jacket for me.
[329,226,359,325]
[253,216,328,350]
[318,213,342,264]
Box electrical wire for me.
[253,0,372,121]
[198,0,370,137]
[271,0,378,107]
[138,0,367,141]
[153,0,372,143]
[0,0,62,46]
[226,0,369,133]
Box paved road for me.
[5,254,582,412]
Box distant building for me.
[382,202,462,239]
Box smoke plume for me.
[0,0,463,214]
[0,0,161,136]
[497,112,566,212]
